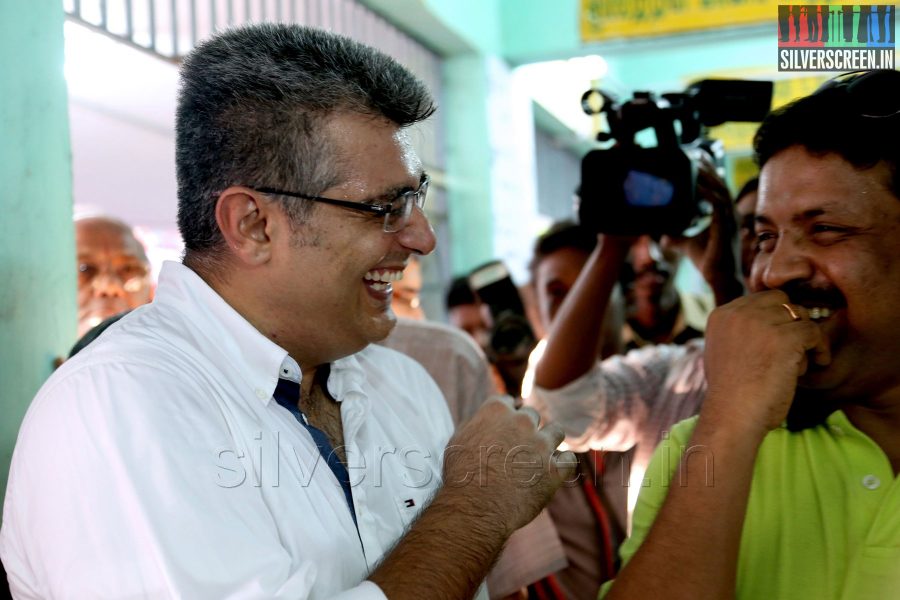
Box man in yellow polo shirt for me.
[602,70,900,599]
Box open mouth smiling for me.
[363,268,403,292]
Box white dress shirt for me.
[1,261,455,599]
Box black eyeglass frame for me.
[253,174,430,233]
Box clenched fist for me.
[441,396,577,536]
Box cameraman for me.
[525,159,744,518]
[619,234,705,349]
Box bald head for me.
[75,217,152,336]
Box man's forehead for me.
[76,221,147,260]
[536,247,589,277]
[756,147,896,223]
[323,113,423,194]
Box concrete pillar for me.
[0,1,75,504]
[443,54,496,275]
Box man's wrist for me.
[369,484,509,599]
[695,398,772,450]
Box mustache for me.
[780,282,846,308]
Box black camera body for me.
[579,79,773,237]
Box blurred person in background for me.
[618,157,747,351]
[380,257,496,425]
[381,260,568,600]
[619,235,706,350]
[389,254,425,320]
[521,220,631,600]
[734,176,760,287]
[447,274,493,351]
[75,216,153,337]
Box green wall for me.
[425,0,503,54]
[443,55,496,274]
[501,0,581,63]
[0,1,75,504]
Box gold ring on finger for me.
[781,303,801,322]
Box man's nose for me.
[91,271,128,298]
[630,236,656,272]
[397,206,436,256]
[753,237,814,291]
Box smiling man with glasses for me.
[0,24,575,599]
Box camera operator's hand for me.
[534,234,632,390]
[442,395,577,534]
[663,156,745,306]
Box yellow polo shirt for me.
[601,411,900,599]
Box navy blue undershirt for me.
[272,377,357,527]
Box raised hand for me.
[442,396,577,535]
[702,290,831,436]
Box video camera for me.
[578,79,773,237]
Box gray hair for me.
[175,23,436,265]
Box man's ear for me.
[215,186,277,266]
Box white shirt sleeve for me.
[524,344,687,453]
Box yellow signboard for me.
[581,0,775,41]
[581,0,886,41]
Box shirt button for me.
[255,389,268,400]
[862,475,881,490]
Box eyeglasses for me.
[78,260,150,293]
[816,69,900,119]
[254,175,430,233]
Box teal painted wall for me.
[423,0,504,275]
[425,0,503,54]
[500,0,581,63]
[604,32,774,92]
[0,1,75,504]
[443,55,496,275]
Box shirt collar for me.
[153,261,291,405]
[278,356,302,384]
[153,261,371,411]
